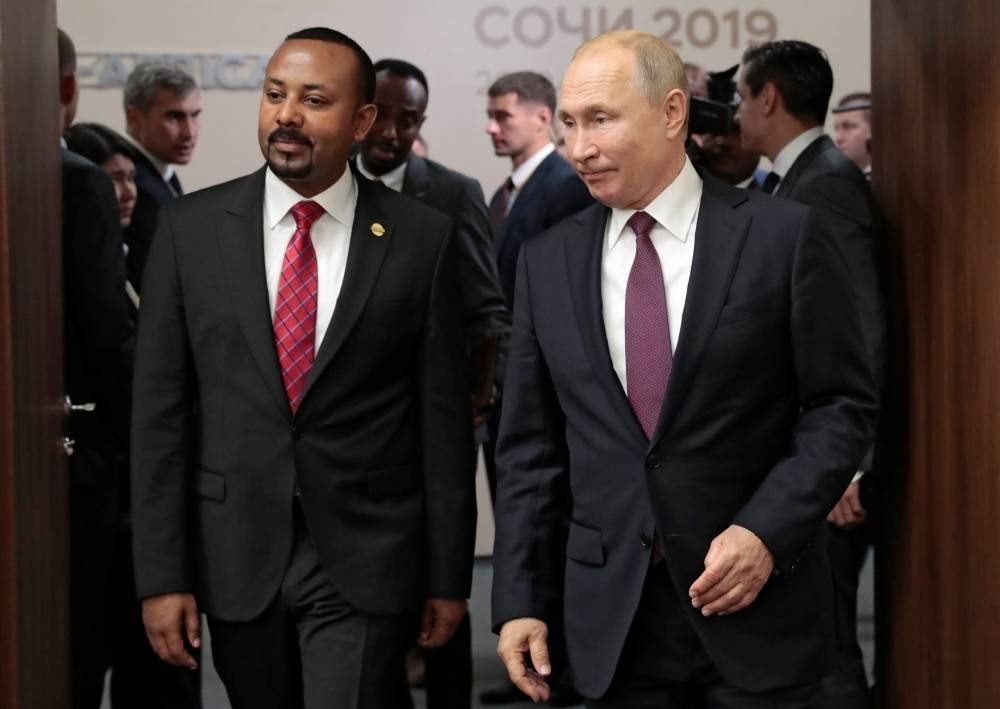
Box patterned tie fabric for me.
[624,211,673,440]
[273,200,324,414]
[761,171,781,195]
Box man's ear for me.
[663,88,688,140]
[761,82,779,117]
[536,105,553,129]
[59,73,76,107]
[125,104,141,135]
[353,102,378,141]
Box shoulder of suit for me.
[420,157,479,190]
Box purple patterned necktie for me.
[624,211,673,440]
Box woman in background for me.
[65,122,138,227]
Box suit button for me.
[291,426,303,441]
[640,534,652,549]
[646,455,661,470]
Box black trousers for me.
[586,563,820,709]
[816,523,872,709]
[208,500,415,709]
[423,611,473,709]
[70,486,202,709]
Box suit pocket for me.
[194,469,226,502]
[566,521,605,566]
[366,465,420,499]
[716,288,778,327]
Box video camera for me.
[688,64,740,136]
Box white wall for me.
[59,0,870,194]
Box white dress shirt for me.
[769,126,825,188]
[602,157,703,393]
[356,158,407,192]
[124,132,178,188]
[506,142,555,211]
[263,167,356,353]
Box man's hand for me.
[827,481,867,529]
[497,617,551,702]
[417,598,467,648]
[689,525,774,617]
[142,593,200,669]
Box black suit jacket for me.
[131,167,476,622]
[776,134,886,481]
[123,149,176,293]
[62,149,134,496]
[491,174,879,697]
[401,155,510,345]
[490,150,594,306]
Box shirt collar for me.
[356,156,408,192]
[510,142,555,190]
[607,156,703,251]
[264,166,357,230]
[771,126,825,178]
[125,132,175,183]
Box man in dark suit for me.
[122,61,201,292]
[736,40,885,709]
[132,27,476,708]
[486,71,594,309]
[483,70,593,706]
[354,57,510,709]
[59,28,136,709]
[492,30,879,708]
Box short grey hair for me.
[123,62,198,112]
[574,30,688,106]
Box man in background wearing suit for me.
[832,92,873,179]
[59,28,135,709]
[132,27,476,708]
[355,57,510,709]
[122,62,201,292]
[482,70,593,707]
[736,40,885,709]
[492,30,878,707]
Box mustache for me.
[268,128,312,146]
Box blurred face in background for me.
[486,92,551,167]
[360,71,427,175]
[127,87,201,165]
[103,152,137,226]
[701,124,762,186]
[833,108,871,170]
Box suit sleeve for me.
[130,203,197,599]
[419,224,478,599]
[733,207,879,574]
[491,242,571,629]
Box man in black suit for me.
[132,27,476,708]
[736,40,885,709]
[59,28,136,709]
[483,70,593,706]
[354,57,510,709]
[122,61,201,292]
[492,30,879,708]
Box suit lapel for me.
[302,176,392,397]
[402,155,431,201]
[650,177,751,447]
[565,204,648,447]
[775,134,829,198]
[217,167,291,418]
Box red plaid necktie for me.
[273,200,323,414]
[624,211,672,440]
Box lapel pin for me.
[370,222,386,237]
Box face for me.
[103,153,137,227]
[360,72,427,175]
[486,92,550,164]
[127,87,201,164]
[259,40,377,197]
[833,109,871,169]
[701,126,761,185]
[734,67,768,155]
[559,46,687,210]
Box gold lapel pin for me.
[370,222,386,237]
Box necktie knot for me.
[291,200,324,231]
[761,171,781,194]
[627,210,658,241]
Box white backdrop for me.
[58,1,870,195]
